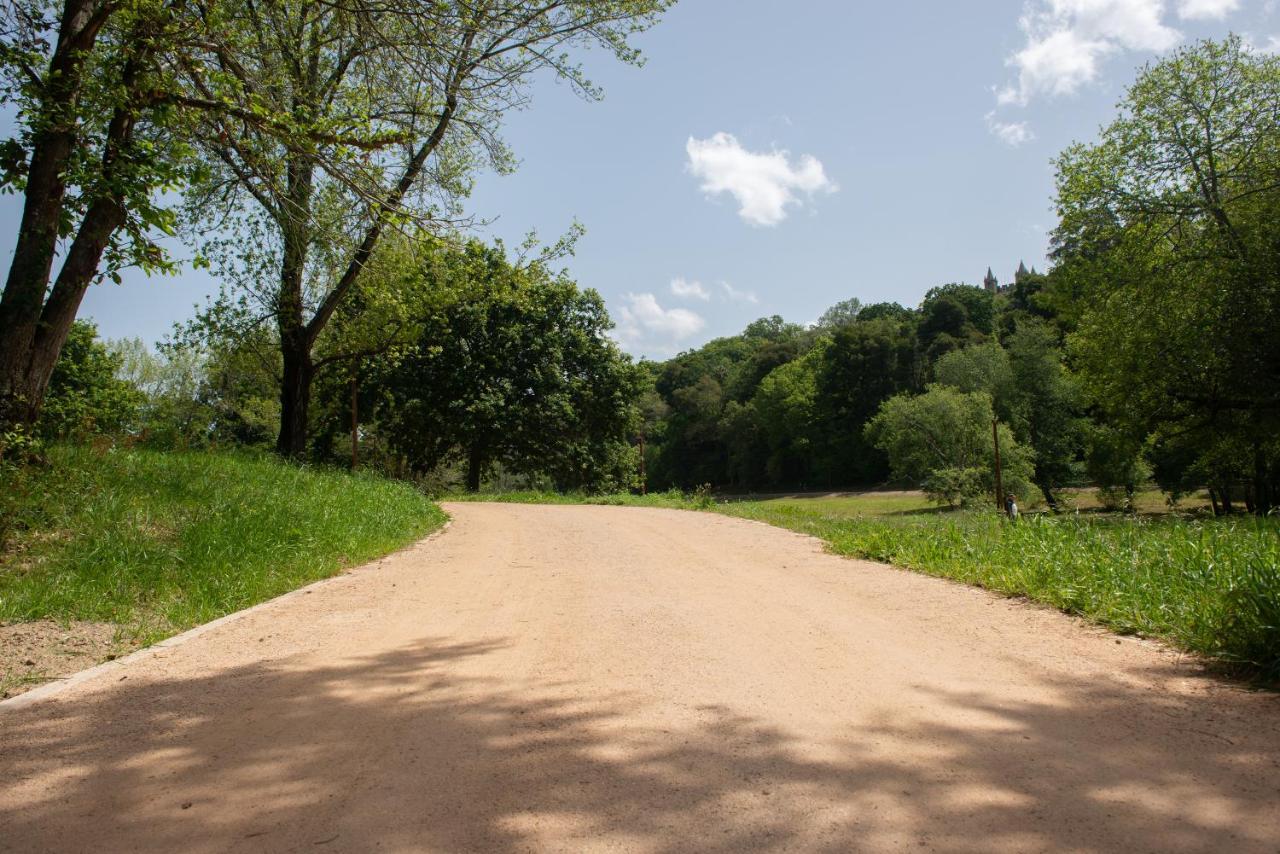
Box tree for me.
[815,297,862,330]
[1002,319,1083,509]
[918,285,990,365]
[0,0,201,437]
[933,342,1016,422]
[183,0,672,458]
[370,241,640,492]
[38,321,142,439]
[1053,37,1280,514]
[814,317,921,483]
[865,386,1036,508]
[751,342,825,485]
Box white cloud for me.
[670,277,710,301]
[685,132,836,227]
[612,292,705,348]
[986,113,1037,146]
[998,0,1189,107]
[1244,32,1280,53]
[1177,0,1240,19]
[719,281,759,305]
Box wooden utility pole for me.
[992,419,1004,512]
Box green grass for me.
[464,488,1280,679]
[1,445,445,644]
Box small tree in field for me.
[866,386,1036,508]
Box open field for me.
[1,446,444,695]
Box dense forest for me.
[4,36,1279,517]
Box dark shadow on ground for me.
[2,637,1278,852]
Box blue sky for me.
[6,0,1277,358]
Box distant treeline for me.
[20,38,1280,515]
[646,38,1280,516]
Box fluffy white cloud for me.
[999,0,1186,106]
[986,113,1036,146]
[719,281,759,305]
[670,277,710,301]
[1177,0,1240,19]
[685,132,836,227]
[612,292,705,348]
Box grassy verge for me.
[1,445,445,645]
[460,489,1279,679]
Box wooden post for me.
[992,419,1004,513]
[350,372,359,471]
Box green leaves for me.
[1052,37,1280,513]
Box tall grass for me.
[1,445,444,643]
[721,502,1280,679]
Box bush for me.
[866,385,1037,508]
[923,467,988,507]
[38,321,142,440]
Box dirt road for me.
[2,504,1278,852]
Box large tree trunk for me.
[273,157,314,459]
[276,337,314,459]
[0,0,113,433]
[7,198,129,430]
[466,443,484,492]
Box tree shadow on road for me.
[2,638,1277,852]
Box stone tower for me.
[983,267,998,293]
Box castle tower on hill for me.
[983,261,1039,294]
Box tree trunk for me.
[466,443,484,493]
[0,0,112,433]
[1254,444,1273,517]
[276,335,314,459]
[272,156,314,459]
[1038,480,1058,513]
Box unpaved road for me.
[2,504,1278,853]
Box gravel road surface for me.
[2,503,1277,852]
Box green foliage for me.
[363,240,640,492]
[1053,37,1280,514]
[865,385,1036,507]
[1085,424,1151,511]
[814,317,921,483]
[0,445,443,643]
[919,283,993,362]
[37,321,142,440]
[815,297,862,329]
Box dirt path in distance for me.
[2,503,1277,852]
